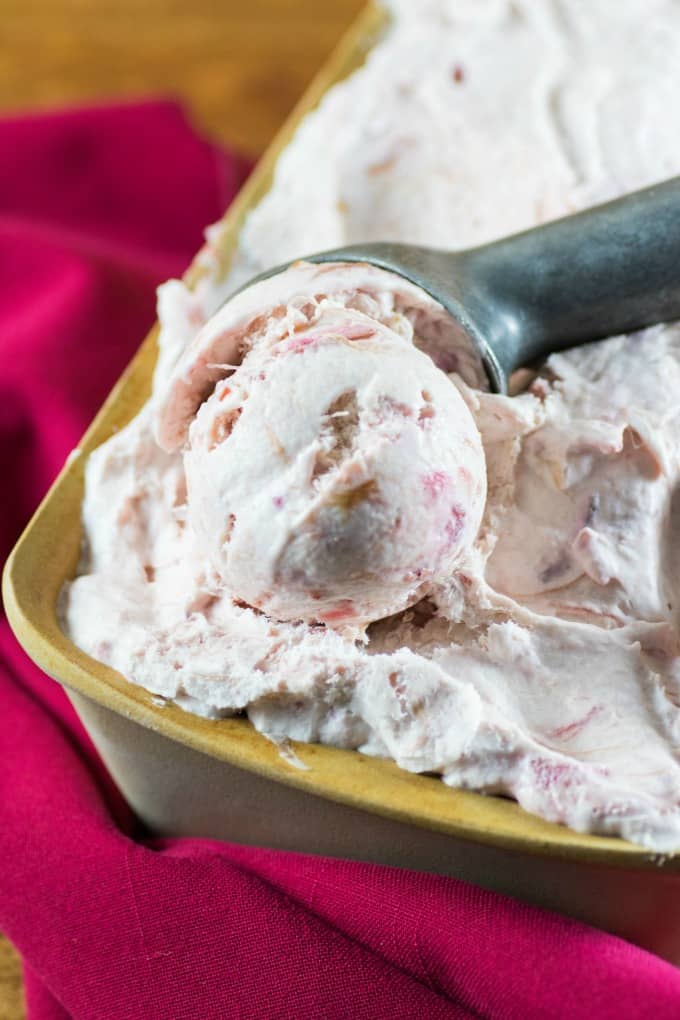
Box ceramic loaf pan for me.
[4,1,680,965]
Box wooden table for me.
[0,1,365,1015]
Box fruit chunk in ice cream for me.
[181,295,486,628]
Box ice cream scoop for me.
[240,177,680,393]
[157,263,488,628]
[183,306,486,628]
[160,178,680,629]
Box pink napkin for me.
[1,99,679,1020]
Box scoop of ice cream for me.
[183,304,486,627]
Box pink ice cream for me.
[180,292,486,627]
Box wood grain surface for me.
[0,1,365,1016]
[0,939,23,1020]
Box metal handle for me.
[462,177,680,380]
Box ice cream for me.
[62,0,680,851]
[165,262,487,628]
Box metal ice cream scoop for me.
[243,176,680,391]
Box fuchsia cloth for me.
[1,100,680,1020]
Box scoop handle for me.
[464,177,680,380]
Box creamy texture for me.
[64,0,680,850]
